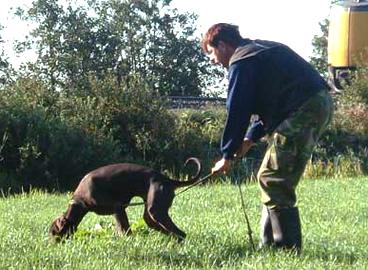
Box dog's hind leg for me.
[114,206,131,235]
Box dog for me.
[49,158,201,242]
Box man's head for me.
[201,23,243,68]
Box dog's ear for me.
[49,215,66,236]
[56,217,64,230]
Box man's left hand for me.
[211,158,231,175]
[234,138,254,159]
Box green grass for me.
[0,177,367,269]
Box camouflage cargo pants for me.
[257,89,333,209]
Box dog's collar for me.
[69,199,77,205]
[65,199,86,225]
[69,198,87,208]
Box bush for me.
[310,64,368,177]
[0,77,120,191]
[304,150,365,178]
[1,67,368,192]
[168,107,225,173]
[0,75,224,191]
[73,75,180,171]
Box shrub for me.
[0,77,120,191]
[336,63,368,135]
[1,67,368,192]
[304,150,365,179]
[168,107,225,172]
[312,63,368,176]
[76,75,179,170]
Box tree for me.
[310,18,329,77]
[15,0,217,96]
[309,1,340,77]
[0,24,12,86]
[89,0,216,96]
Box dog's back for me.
[73,163,163,208]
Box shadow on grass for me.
[303,244,359,265]
[128,232,257,268]
[137,237,362,268]
[137,243,254,268]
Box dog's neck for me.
[64,200,87,226]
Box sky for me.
[1,0,334,68]
[170,0,333,59]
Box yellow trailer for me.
[328,0,368,91]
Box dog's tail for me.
[173,157,202,188]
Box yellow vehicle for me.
[328,0,368,91]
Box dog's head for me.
[49,214,74,241]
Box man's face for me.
[206,41,234,68]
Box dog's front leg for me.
[147,184,187,242]
[150,211,187,242]
[143,207,167,233]
[114,207,131,235]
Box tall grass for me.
[0,177,367,269]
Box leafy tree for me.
[310,18,329,77]
[0,24,12,86]
[15,0,217,96]
[14,0,65,91]
[309,1,340,77]
[90,0,217,96]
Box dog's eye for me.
[60,218,68,225]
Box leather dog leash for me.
[178,169,255,252]
[175,172,213,196]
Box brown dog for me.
[49,158,201,242]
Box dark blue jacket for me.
[221,39,328,159]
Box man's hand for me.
[211,158,231,175]
[234,138,254,159]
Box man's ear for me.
[218,41,236,56]
[217,41,227,53]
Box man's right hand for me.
[234,138,254,159]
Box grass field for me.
[0,176,367,269]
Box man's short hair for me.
[201,23,243,53]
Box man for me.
[202,23,333,252]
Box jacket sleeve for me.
[221,60,258,159]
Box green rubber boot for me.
[268,207,302,253]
